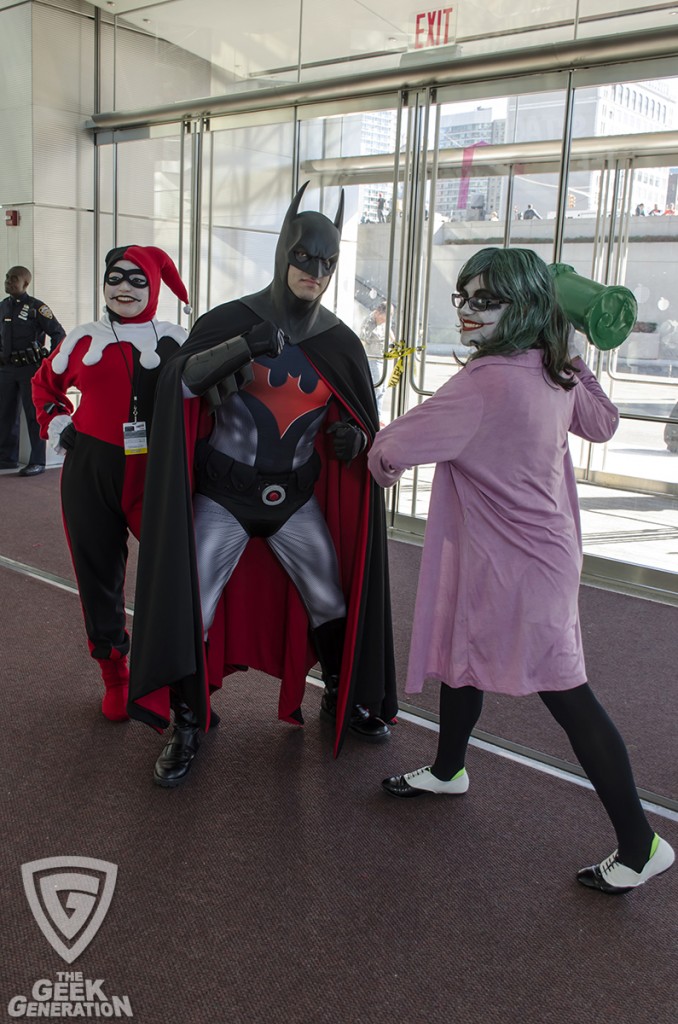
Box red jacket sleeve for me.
[32,349,77,439]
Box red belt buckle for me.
[261,484,286,506]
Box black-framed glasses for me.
[104,267,149,290]
[451,293,510,312]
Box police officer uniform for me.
[0,291,66,470]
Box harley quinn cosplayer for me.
[32,245,191,722]
[128,184,398,786]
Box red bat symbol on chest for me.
[248,361,331,437]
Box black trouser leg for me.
[539,684,654,870]
[312,617,389,741]
[431,684,484,781]
[311,616,346,697]
[61,438,129,659]
[19,367,46,465]
[0,367,20,462]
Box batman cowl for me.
[242,182,345,343]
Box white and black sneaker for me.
[382,766,469,797]
[577,834,675,894]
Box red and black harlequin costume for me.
[32,245,190,721]
[128,185,398,781]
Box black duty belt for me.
[3,344,48,368]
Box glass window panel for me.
[557,73,678,500]
[416,90,564,399]
[605,372,678,486]
[199,120,295,312]
[299,3,405,79]
[577,6,678,40]
[154,0,300,83]
[108,17,214,109]
[113,134,188,323]
[578,470,678,574]
[298,103,405,423]
[97,144,114,217]
[115,135,185,222]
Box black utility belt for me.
[5,345,48,367]
[193,440,322,538]
[194,440,320,508]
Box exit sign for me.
[413,7,457,49]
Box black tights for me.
[431,682,654,871]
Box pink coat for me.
[368,350,619,696]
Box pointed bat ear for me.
[281,181,309,232]
[334,189,345,233]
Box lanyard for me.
[109,320,158,422]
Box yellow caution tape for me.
[384,340,421,387]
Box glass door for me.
[296,94,407,426]
[392,77,573,525]
[194,110,297,317]
[98,123,192,325]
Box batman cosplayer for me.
[128,183,398,786]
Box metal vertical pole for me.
[189,120,204,323]
[552,70,576,264]
[178,120,187,318]
[93,8,102,319]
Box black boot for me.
[320,683,390,742]
[153,699,202,788]
[346,702,390,742]
[313,619,390,743]
[320,677,340,718]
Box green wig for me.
[457,247,577,390]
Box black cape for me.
[128,299,397,753]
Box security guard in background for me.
[0,266,66,475]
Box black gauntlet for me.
[182,334,252,397]
[245,321,286,359]
[182,321,285,398]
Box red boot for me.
[99,656,130,722]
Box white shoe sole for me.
[578,836,675,893]
[382,766,469,797]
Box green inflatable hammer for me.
[549,263,638,351]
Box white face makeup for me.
[104,260,149,319]
[455,274,510,347]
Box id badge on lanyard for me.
[113,334,149,454]
[122,420,148,455]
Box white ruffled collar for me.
[52,312,186,375]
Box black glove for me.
[245,321,286,360]
[59,422,77,451]
[326,421,367,463]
